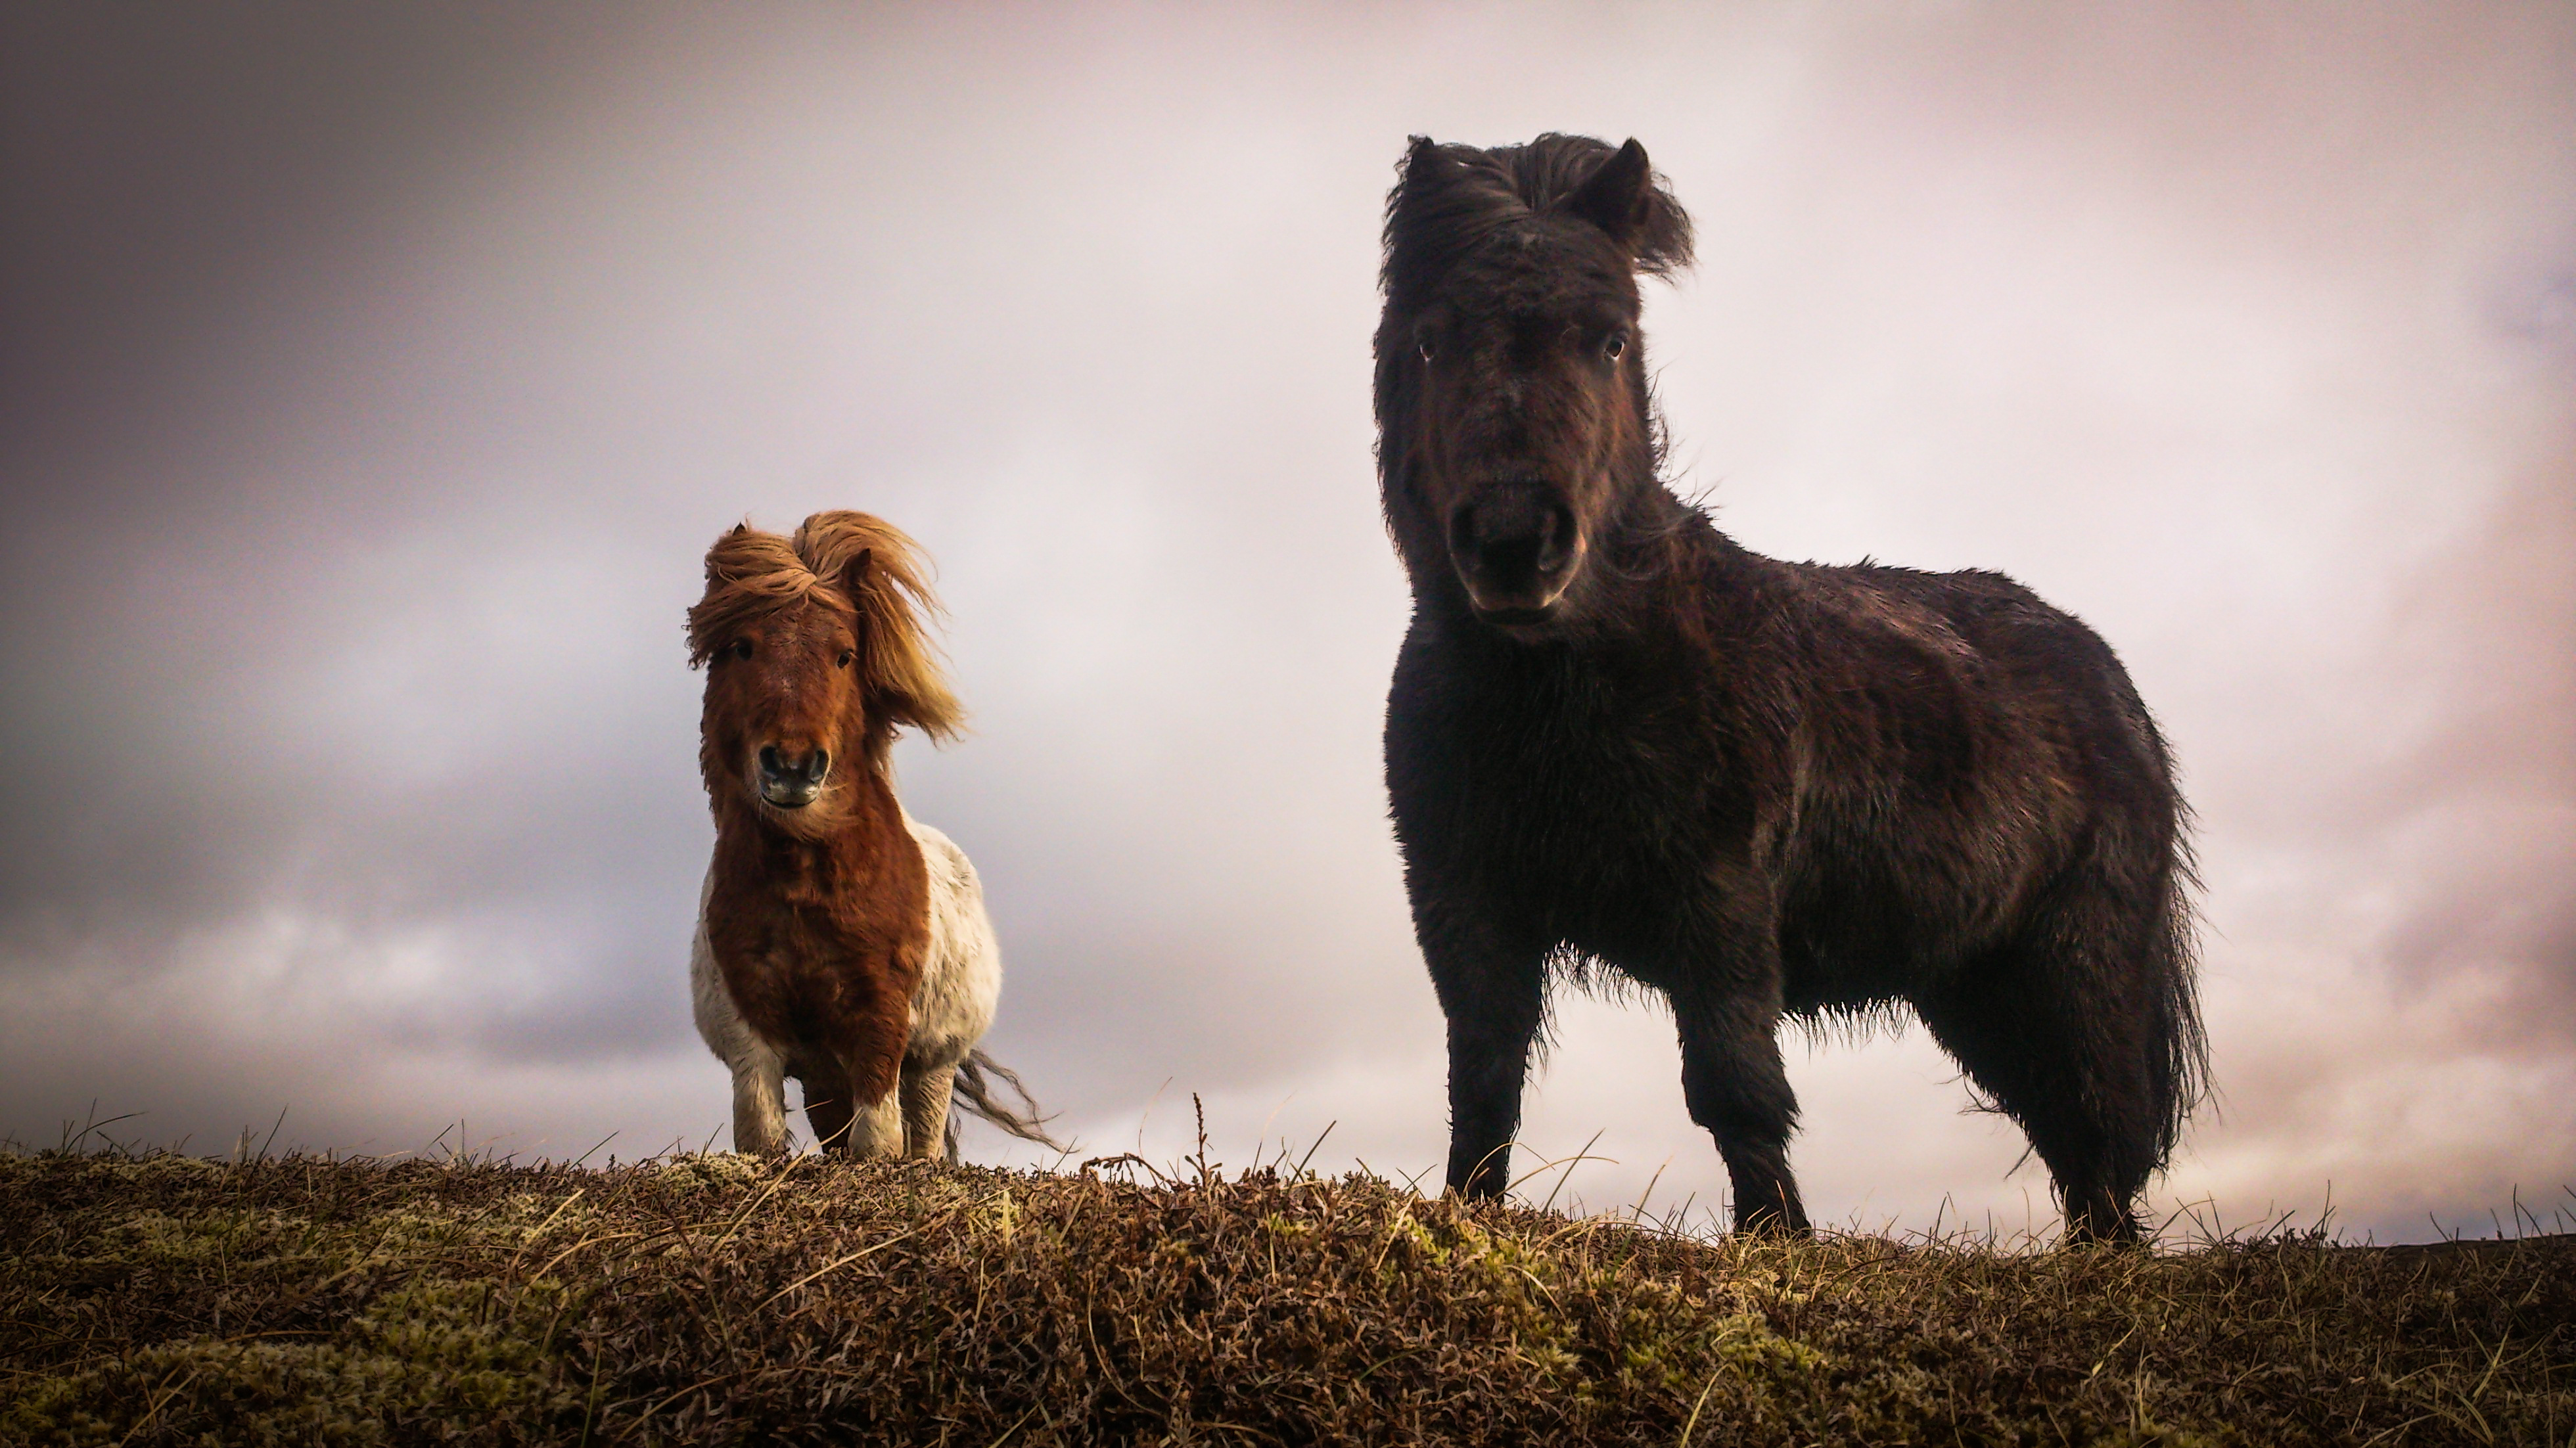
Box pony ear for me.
[1384,136,1516,311]
[837,545,875,631]
[704,522,753,587]
[1566,138,1693,275]
[1567,139,1652,244]
[1392,135,1470,209]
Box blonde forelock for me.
[687,513,965,742]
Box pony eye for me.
[1603,330,1628,361]
[1415,330,1438,363]
[837,650,855,669]
[727,639,753,662]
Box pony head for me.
[687,512,962,829]
[1374,133,1693,637]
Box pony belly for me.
[902,815,1001,1071]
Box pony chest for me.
[722,898,867,964]
[704,888,922,1034]
[1391,643,1736,907]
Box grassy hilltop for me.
[3,1148,2571,1445]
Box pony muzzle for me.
[754,744,831,809]
[1448,486,1582,624]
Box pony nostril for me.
[808,750,829,782]
[1447,505,1479,562]
[758,745,784,778]
[1537,503,1576,572]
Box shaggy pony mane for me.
[686,510,965,741]
[1379,132,1695,319]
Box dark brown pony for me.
[1375,135,2204,1240]
[687,511,1054,1159]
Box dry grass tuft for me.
[3,1146,2569,1445]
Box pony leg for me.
[812,1048,904,1160]
[836,1084,904,1160]
[900,1061,957,1161]
[728,1041,791,1156]
[1916,917,2174,1247]
[1672,985,1809,1236]
[1418,905,1548,1200]
[798,1063,857,1155]
[1916,951,2142,1242]
[1914,863,2196,1245]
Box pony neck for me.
[1534,481,1737,647]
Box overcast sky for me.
[4,3,2569,1242]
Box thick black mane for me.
[1379,133,1694,316]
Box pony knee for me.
[1677,1048,1799,1150]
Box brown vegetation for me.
[4,1148,2570,1445]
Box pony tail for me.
[944,1049,1069,1162]
[792,510,967,741]
[2146,805,2212,1162]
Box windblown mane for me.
[686,510,965,740]
[1378,132,1695,319]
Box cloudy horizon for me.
[4,3,2569,1243]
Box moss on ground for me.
[1,1149,2568,1445]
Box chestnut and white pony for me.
[685,511,1054,1158]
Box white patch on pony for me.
[899,812,1003,1075]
